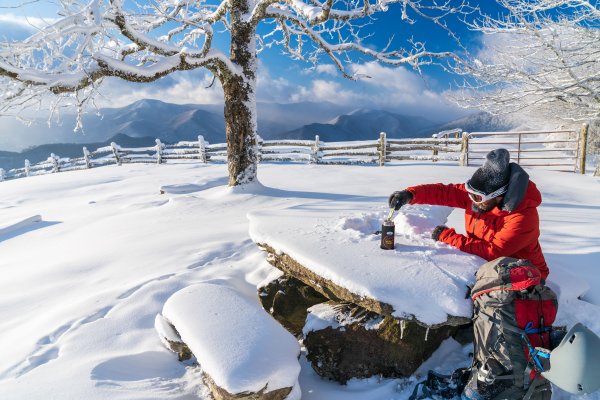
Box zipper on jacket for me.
[472,213,481,236]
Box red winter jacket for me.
[406,181,549,280]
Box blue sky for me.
[0,0,505,123]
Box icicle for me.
[425,327,430,342]
[400,320,406,340]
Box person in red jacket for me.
[388,148,549,280]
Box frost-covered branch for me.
[269,9,458,78]
[256,0,471,77]
[1,0,473,185]
[452,0,600,123]
[0,0,236,121]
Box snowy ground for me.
[0,161,599,399]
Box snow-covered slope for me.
[0,161,598,399]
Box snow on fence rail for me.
[0,133,462,182]
[0,128,596,182]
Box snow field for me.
[0,161,598,399]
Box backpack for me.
[465,257,558,400]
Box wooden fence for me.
[462,125,589,173]
[0,133,462,182]
[0,127,596,182]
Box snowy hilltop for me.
[0,161,599,399]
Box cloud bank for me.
[95,61,465,122]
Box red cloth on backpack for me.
[406,182,549,280]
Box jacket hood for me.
[500,163,541,212]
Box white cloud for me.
[290,80,358,104]
[350,62,423,93]
[286,62,465,120]
[256,62,299,103]
[99,61,297,107]
[3,44,463,122]
[94,60,465,121]
[96,72,225,108]
[315,64,337,76]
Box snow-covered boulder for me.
[249,206,481,327]
[155,283,301,400]
[249,206,482,381]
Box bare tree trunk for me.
[223,0,258,186]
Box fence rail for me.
[463,125,589,173]
[1,126,596,182]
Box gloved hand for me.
[388,190,413,210]
[432,225,448,241]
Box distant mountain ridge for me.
[418,112,516,136]
[277,108,438,141]
[0,99,351,152]
[0,99,517,170]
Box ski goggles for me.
[465,182,508,203]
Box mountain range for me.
[0,99,515,170]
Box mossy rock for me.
[304,303,460,383]
[258,275,327,336]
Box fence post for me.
[595,161,600,177]
[25,159,31,177]
[49,153,60,173]
[379,132,386,166]
[198,135,207,163]
[111,142,122,165]
[311,135,321,164]
[459,132,469,166]
[83,147,92,168]
[432,140,439,162]
[0,168,4,182]
[155,139,163,164]
[256,134,263,163]
[579,123,589,174]
[517,132,522,164]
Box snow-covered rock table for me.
[249,204,483,381]
[156,283,301,400]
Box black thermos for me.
[380,220,395,250]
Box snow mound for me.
[160,282,301,397]
[335,212,381,238]
[334,205,452,242]
[394,205,453,238]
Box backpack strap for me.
[523,377,541,400]
[524,321,552,335]
[522,370,552,400]
[477,310,551,374]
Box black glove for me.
[388,190,413,210]
[432,225,448,241]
